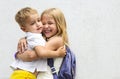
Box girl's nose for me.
[44,24,49,28]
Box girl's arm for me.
[16,50,39,61]
[17,37,27,53]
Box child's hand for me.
[57,46,66,57]
[17,50,38,62]
[17,37,27,53]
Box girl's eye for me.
[48,22,53,25]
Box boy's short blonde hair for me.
[15,7,38,27]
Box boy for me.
[10,7,47,79]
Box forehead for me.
[29,13,39,19]
[41,14,54,21]
[26,13,39,21]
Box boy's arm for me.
[16,37,66,61]
[35,36,66,58]
[17,45,65,61]
[34,45,65,58]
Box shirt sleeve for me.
[26,32,45,49]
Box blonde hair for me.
[15,7,38,27]
[41,8,69,45]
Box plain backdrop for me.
[1,0,120,79]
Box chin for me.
[45,35,51,38]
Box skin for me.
[17,14,66,61]
[22,14,43,33]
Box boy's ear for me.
[20,26,26,32]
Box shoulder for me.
[45,36,64,50]
[50,36,63,43]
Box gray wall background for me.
[0,0,120,79]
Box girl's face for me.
[41,14,58,38]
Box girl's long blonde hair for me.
[41,8,69,45]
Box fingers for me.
[60,46,66,56]
[60,46,66,54]
[17,42,21,53]
[17,38,27,53]
[17,42,23,53]
[21,42,25,53]
[59,46,65,49]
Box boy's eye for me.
[42,23,46,25]
[38,19,41,22]
[43,24,45,25]
[30,22,35,25]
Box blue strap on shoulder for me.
[47,58,58,79]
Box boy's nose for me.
[37,22,43,27]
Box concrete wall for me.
[0,0,120,79]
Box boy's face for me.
[41,14,58,38]
[23,13,43,33]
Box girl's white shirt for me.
[37,57,63,79]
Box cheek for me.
[42,26,58,38]
[53,29,58,35]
